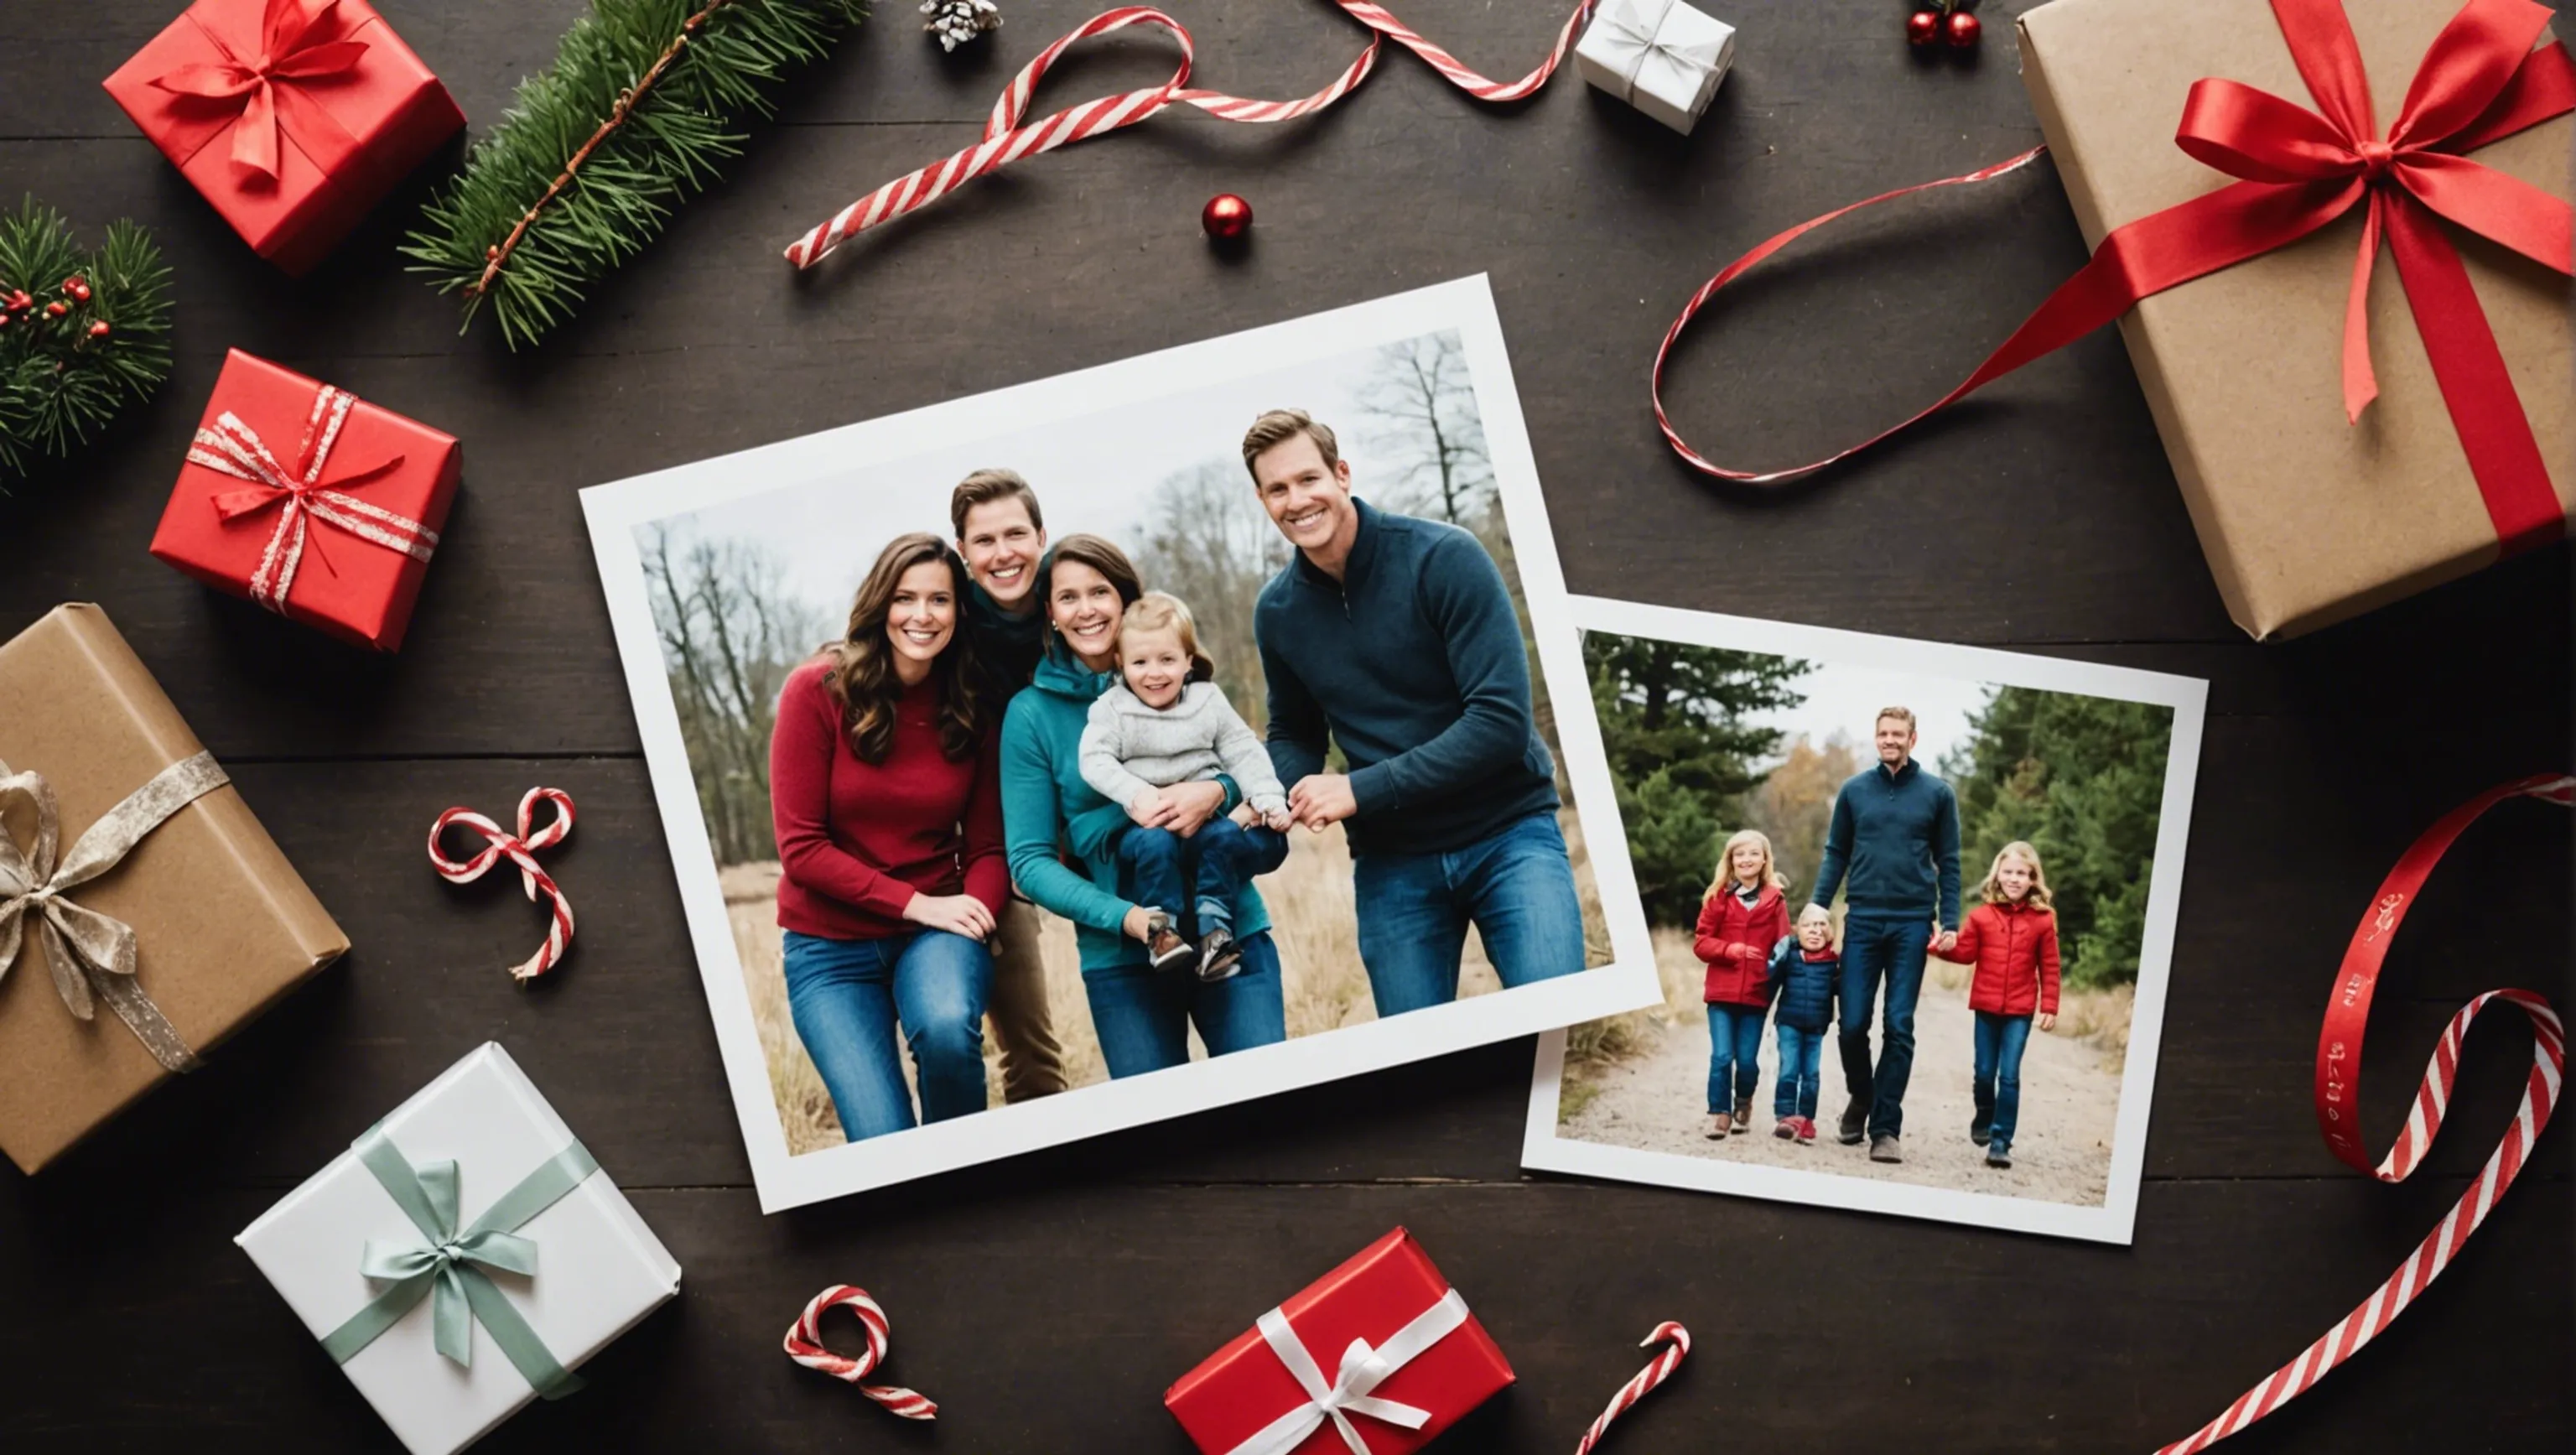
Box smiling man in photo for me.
[1244,408,1584,1014]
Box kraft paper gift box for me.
[1165,1229,1514,1455]
[1575,0,1737,135]
[236,1042,683,1455]
[101,0,465,275]
[0,603,348,1175]
[149,349,459,652]
[2018,0,2573,639]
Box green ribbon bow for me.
[315,1125,599,1400]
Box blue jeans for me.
[1705,1003,1766,1113]
[1774,1024,1826,1120]
[1973,1011,2034,1149]
[1084,931,1289,1078]
[1836,913,1935,1138]
[782,928,992,1142]
[1353,811,1587,1016]
[1117,817,1290,936]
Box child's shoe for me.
[1145,910,1195,972]
[1773,1116,1797,1140]
[1794,1116,1818,1144]
[1986,1141,2012,1169]
[1731,1094,1753,1134]
[1706,1112,1731,1139]
[1196,927,1244,982]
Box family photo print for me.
[1523,598,2206,1243]
[584,280,1657,1209]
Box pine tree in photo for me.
[403,0,866,350]
[0,200,173,492]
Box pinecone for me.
[922,0,1001,51]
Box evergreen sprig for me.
[0,200,174,492]
[402,0,866,350]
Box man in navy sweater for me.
[1807,707,1962,1163]
[1243,409,1584,1015]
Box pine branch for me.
[402,0,866,351]
[0,200,174,493]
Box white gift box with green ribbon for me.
[236,1043,681,1455]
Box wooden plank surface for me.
[1,0,2568,1451]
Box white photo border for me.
[1519,595,2208,1245]
[583,277,1661,1213]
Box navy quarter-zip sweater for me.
[1810,759,1963,927]
[1254,498,1558,857]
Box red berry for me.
[61,274,90,301]
[1945,9,1981,46]
[44,300,66,317]
[1906,10,1941,44]
[87,320,112,339]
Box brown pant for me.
[985,894,1067,1101]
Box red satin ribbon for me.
[148,0,371,179]
[1656,0,2573,552]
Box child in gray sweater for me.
[1079,592,1291,981]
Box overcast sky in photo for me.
[642,336,1433,619]
[1746,657,1997,771]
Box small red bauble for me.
[1201,192,1253,242]
[87,320,112,339]
[1906,9,1941,44]
[1944,10,1981,46]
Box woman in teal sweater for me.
[999,534,1286,1077]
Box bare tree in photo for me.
[642,524,826,866]
[1130,457,1293,729]
[1353,330,1493,526]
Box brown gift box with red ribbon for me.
[149,349,459,652]
[101,0,464,275]
[2018,0,2572,639]
[0,604,349,1174]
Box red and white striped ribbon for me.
[428,787,578,983]
[185,382,436,613]
[2156,772,2570,1454]
[783,0,1596,267]
[1574,1322,1689,1454]
[783,1284,938,1420]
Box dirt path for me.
[1562,971,2121,1206]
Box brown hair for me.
[1239,408,1342,482]
[1037,533,1145,660]
[1875,705,1918,731]
[949,467,1045,538]
[1118,592,1217,683]
[1976,841,2057,910]
[818,533,982,763]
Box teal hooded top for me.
[1000,649,1271,971]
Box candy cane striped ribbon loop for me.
[1574,1322,1689,1454]
[783,0,1596,266]
[186,381,433,613]
[783,1285,937,1420]
[2156,772,2570,1455]
[427,788,577,983]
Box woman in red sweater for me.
[1931,840,2061,1170]
[1695,829,1790,1138]
[771,533,1007,1143]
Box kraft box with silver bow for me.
[0,602,349,1173]
[237,1042,683,1455]
[1573,0,1737,134]
[1164,1228,1514,1455]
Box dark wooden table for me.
[3,1,2568,1450]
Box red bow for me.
[150,0,370,179]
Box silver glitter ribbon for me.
[0,751,231,1071]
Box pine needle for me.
[0,200,174,493]
[402,0,866,351]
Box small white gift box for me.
[1574,0,1737,135]
[236,1043,681,1455]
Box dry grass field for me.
[724,807,1609,1155]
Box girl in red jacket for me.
[1932,841,2061,1170]
[1696,829,1789,1139]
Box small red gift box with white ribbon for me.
[1165,1229,1514,1455]
[149,349,458,652]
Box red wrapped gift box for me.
[101,0,464,275]
[150,349,458,652]
[1166,1229,1514,1455]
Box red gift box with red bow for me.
[101,0,463,274]
[149,349,458,652]
[1164,1229,1514,1455]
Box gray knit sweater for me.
[1078,681,1289,818]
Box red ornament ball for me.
[1201,193,1253,242]
[1944,10,1981,46]
[1905,9,1941,45]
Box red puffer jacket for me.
[1935,900,2061,1016]
[1696,884,1788,1006]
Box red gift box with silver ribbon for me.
[149,349,456,652]
[1165,1229,1514,1455]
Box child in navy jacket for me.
[1766,904,1841,1142]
